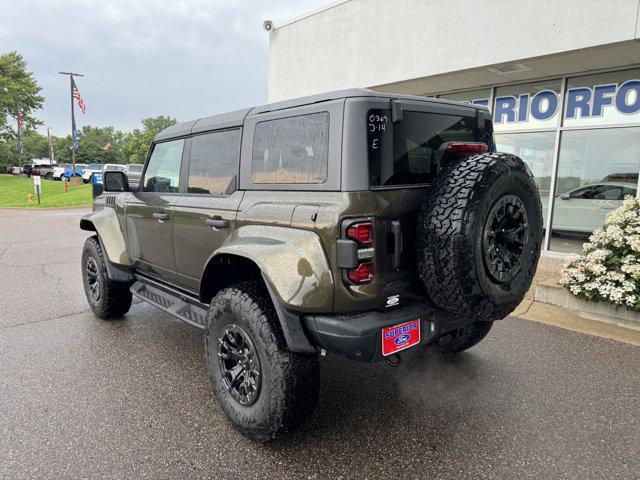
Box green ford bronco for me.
[80,89,543,441]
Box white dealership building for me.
[267,0,640,254]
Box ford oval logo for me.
[395,334,410,345]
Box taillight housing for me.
[346,222,374,245]
[340,219,375,285]
[347,261,373,284]
[446,142,488,154]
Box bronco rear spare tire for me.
[416,152,543,321]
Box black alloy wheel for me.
[482,194,529,284]
[85,256,100,301]
[217,324,261,406]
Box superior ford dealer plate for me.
[382,319,421,356]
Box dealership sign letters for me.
[467,80,640,131]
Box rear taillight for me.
[346,222,374,245]
[340,219,375,285]
[446,142,488,154]
[347,261,373,284]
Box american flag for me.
[72,78,86,114]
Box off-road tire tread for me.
[82,235,132,319]
[205,281,320,442]
[417,152,542,321]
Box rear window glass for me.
[127,164,143,172]
[367,109,493,187]
[187,129,241,194]
[252,112,329,184]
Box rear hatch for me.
[366,102,494,309]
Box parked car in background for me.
[124,164,143,189]
[82,163,104,183]
[31,164,56,180]
[53,164,71,180]
[21,164,33,176]
[63,164,87,180]
[102,164,125,172]
[9,166,21,175]
[545,181,637,236]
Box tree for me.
[76,125,127,164]
[0,52,44,136]
[123,115,176,163]
[0,130,48,166]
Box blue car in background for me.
[63,163,87,180]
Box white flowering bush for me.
[561,196,640,310]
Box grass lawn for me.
[0,174,92,208]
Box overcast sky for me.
[1,0,328,136]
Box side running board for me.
[130,275,209,329]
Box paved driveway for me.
[1,207,639,480]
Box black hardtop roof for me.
[154,88,488,142]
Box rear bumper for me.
[302,302,473,362]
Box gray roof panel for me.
[153,88,488,142]
[154,119,198,142]
[191,108,252,134]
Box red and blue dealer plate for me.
[382,319,421,356]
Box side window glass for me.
[143,139,184,193]
[599,186,621,200]
[252,112,329,184]
[621,187,637,199]
[187,129,241,194]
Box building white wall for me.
[268,0,640,102]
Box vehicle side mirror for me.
[103,171,129,192]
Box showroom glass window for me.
[550,69,640,253]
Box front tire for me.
[81,236,132,319]
[204,282,320,442]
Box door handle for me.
[152,212,170,222]
[205,218,230,229]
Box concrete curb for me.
[535,280,640,326]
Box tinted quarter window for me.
[143,139,184,193]
[187,129,241,194]
[367,109,492,187]
[252,112,329,184]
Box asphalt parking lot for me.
[1,207,639,480]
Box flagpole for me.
[47,128,54,163]
[59,71,84,181]
[17,110,22,167]
[70,75,75,174]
